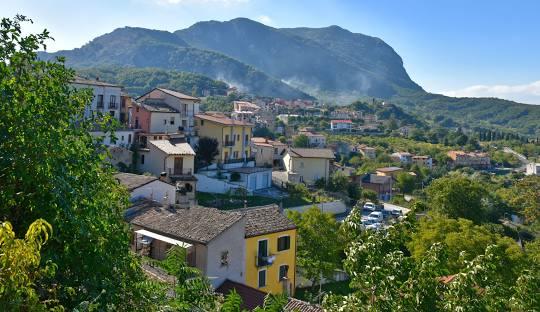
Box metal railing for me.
[223,141,235,147]
[224,157,255,164]
[256,254,275,267]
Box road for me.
[503,147,529,172]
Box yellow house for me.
[283,148,335,185]
[195,113,253,163]
[233,205,297,296]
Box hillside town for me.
[2,12,540,312]
[66,75,540,309]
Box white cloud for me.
[256,15,273,25]
[441,80,540,105]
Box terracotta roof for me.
[376,166,403,173]
[251,137,287,148]
[285,298,323,312]
[196,113,253,126]
[114,173,159,191]
[149,140,195,156]
[288,148,335,159]
[231,205,296,238]
[156,88,200,101]
[330,119,352,123]
[72,76,121,88]
[125,199,244,245]
[216,280,267,311]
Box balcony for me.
[223,140,235,147]
[167,168,194,179]
[256,254,276,267]
[108,102,117,109]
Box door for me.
[174,157,183,175]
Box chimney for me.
[174,181,195,210]
[159,172,170,183]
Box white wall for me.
[91,129,137,148]
[284,200,346,215]
[149,112,182,133]
[73,83,121,121]
[130,180,176,206]
[205,218,246,288]
[195,174,243,194]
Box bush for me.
[362,189,378,202]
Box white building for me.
[391,152,413,165]
[526,163,540,176]
[138,139,196,179]
[330,120,352,131]
[136,88,201,136]
[72,76,122,121]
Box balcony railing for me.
[256,254,276,267]
[224,157,255,164]
[108,102,117,109]
[168,168,193,177]
[223,141,235,147]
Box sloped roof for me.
[114,173,159,191]
[125,199,244,245]
[138,101,178,113]
[288,148,335,159]
[72,76,121,88]
[376,166,403,173]
[231,205,296,238]
[251,137,287,148]
[149,140,195,156]
[216,280,267,311]
[156,88,200,101]
[285,298,323,312]
[196,113,253,126]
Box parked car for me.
[366,222,383,231]
[363,202,376,211]
[367,211,384,222]
[391,209,403,216]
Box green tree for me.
[327,172,349,192]
[497,176,540,225]
[253,127,275,139]
[396,172,416,194]
[0,16,154,309]
[426,175,488,223]
[195,137,220,169]
[348,155,363,168]
[287,207,343,295]
[278,136,287,144]
[0,219,58,311]
[293,134,310,148]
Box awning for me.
[135,229,192,248]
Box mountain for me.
[39,27,311,99]
[39,19,540,136]
[76,66,229,97]
[176,18,421,98]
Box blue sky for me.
[3,0,540,104]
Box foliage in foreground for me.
[0,15,160,310]
[324,207,540,311]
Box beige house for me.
[297,130,326,147]
[376,166,403,179]
[139,139,195,179]
[283,148,335,184]
[412,155,433,169]
[356,144,376,159]
[251,137,287,168]
[447,151,491,169]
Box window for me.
[109,95,117,108]
[233,151,239,159]
[258,269,267,288]
[245,134,249,143]
[274,148,278,155]
[277,236,290,251]
[121,135,124,141]
[200,120,204,126]
[170,117,175,125]
[164,119,167,125]
[279,265,289,281]
[141,155,145,164]
[237,134,240,141]
[220,251,229,267]
[128,134,132,143]
[258,239,268,259]
[97,95,104,108]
